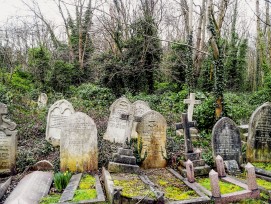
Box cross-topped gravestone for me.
[184,93,201,121]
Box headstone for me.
[186,160,195,183]
[247,102,271,162]
[104,97,134,144]
[209,170,221,198]
[46,99,75,146]
[60,112,98,172]
[215,155,226,177]
[184,93,201,122]
[131,100,151,139]
[245,163,258,191]
[0,103,17,175]
[4,171,53,204]
[137,110,167,169]
[224,160,240,175]
[37,93,48,108]
[212,117,242,165]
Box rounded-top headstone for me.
[247,102,271,162]
[38,93,48,108]
[46,99,75,146]
[212,117,242,165]
[137,110,167,169]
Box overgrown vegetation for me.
[54,171,72,192]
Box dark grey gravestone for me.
[224,160,240,175]
[212,117,242,165]
[59,173,82,202]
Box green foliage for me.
[0,83,11,104]
[72,189,97,202]
[54,171,72,192]
[79,175,96,189]
[252,163,271,171]
[39,194,61,204]
[9,70,35,93]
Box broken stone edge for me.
[0,177,11,200]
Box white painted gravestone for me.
[4,171,53,204]
[104,97,134,144]
[60,112,98,172]
[137,110,167,169]
[247,102,271,162]
[0,103,17,175]
[46,99,75,146]
[37,93,48,108]
[131,100,151,139]
[184,93,201,121]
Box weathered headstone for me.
[37,93,48,108]
[60,112,98,172]
[0,103,17,175]
[137,110,167,169]
[104,97,134,144]
[212,117,242,165]
[46,99,75,146]
[247,102,271,162]
[131,100,151,139]
[4,171,53,204]
[184,93,201,122]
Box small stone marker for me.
[209,170,221,198]
[104,97,134,144]
[4,171,53,204]
[245,163,258,191]
[215,155,226,178]
[186,160,195,183]
[131,100,151,139]
[247,102,271,162]
[59,173,82,202]
[212,117,242,165]
[0,103,17,175]
[46,99,75,146]
[60,112,98,172]
[184,93,201,121]
[37,93,48,108]
[137,110,167,169]
[224,160,240,175]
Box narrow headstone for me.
[4,171,53,204]
[212,117,242,165]
[209,170,221,198]
[104,97,134,144]
[215,155,226,178]
[131,100,151,139]
[0,103,17,175]
[60,112,98,172]
[46,99,75,146]
[186,160,195,183]
[245,163,258,191]
[38,93,48,108]
[137,110,167,169]
[184,93,201,121]
[247,102,271,162]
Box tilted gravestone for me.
[212,117,242,165]
[60,112,98,172]
[0,103,17,175]
[137,110,167,169]
[131,100,151,139]
[247,102,271,162]
[4,171,53,204]
[46,99,75,146]
[104,97,134,144]
[37,93,48,108]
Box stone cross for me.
[176,113,196,153]
[184,93,201,121]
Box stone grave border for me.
[0,177,11,199]
[59,173,105,204]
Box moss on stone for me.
[198,178,243,194]
[39,194,61,204]
[252,162,271,171]
[256,178,271,190]
[79,174,96,189]
[72,189,97,202]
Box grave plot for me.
[40,173,105,204]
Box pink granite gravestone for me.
[215,155,226,177]
[245,163,258,191]
[186,159,195,183]
[209,170,221,198]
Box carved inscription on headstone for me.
[212,117,242,165]
[247,102,271,162]
[131,100,151,139]
[4,171,53,204]
[46,99,75,146]
[137,111,167,169]
[104,97,134,143]
[60,112,98,172]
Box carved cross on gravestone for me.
[176,113,196,153]
[184,93,201,121]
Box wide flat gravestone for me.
[38,93,48,108]
[46,99,75,146]
[212,117,242,165]
[247,102,271,162]
[0,103,17,175]
[131,100,151,139]
[137,110,167,169]
[4,171,53,204]
[60,112,98,172]
[104,97,134,144]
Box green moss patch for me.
[252,162,271,171]
[39,194,61,204]
[256,178,271,190]
[198,178,244,194]
[146,169,199,201]
[79,174,96,189]
[113,173,155,198]
[72,189,97,202]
